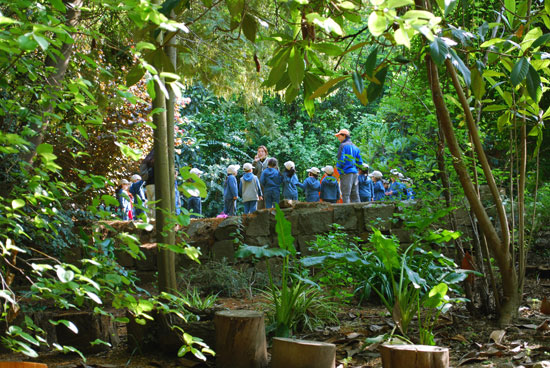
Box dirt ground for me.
[1,272,549,368]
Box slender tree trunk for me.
[426,56,518,325]
[153,25,177,293]
[517,119,527,294]
[21,0,83,164]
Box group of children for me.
[115,160,414,220]
[220,159,414,216]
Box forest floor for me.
[2,257,549,367]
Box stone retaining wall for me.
[104,201,475,272]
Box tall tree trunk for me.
[517,119,527,294]
[21,0,83,164]
[153,24,177,293]
[425,56,518,325]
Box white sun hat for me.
[243,163,253,171]
[306,167,320,175]
[131,174,142,182]
[284,161,295,170]
[227,165,240,175]
[322,165,334,175]
[190,168,204,176]
[370,170,383,178]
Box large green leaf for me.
[275,204,296,254]
[307,75,349,99]
[311,42,343,56]
[510,57,529,87]
[448,49,471,86]
[429,37,450,65]
[126,64,145,87]
[531,33,550,49]
[368,12,387,37]
[366,66,389,102]
[526,64,542,102]
[235,245,289,259]
[288,46,304,89]
[226,0,244,22]
[352,70,364,94]
[505,0,516,26]
[242,13,258,43]
[365,47,378,77]
[471,68,486,100]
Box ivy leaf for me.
[525,64,542,102]
[510,57,529,87]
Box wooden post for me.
[271,337,336,368]
[214,310,268,368]
[380,344,449,368]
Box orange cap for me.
[335,129,350,136]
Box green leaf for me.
[449,49,471,86]
[101,194,119,207]
[126,64,145,87]
[50,319,78,334]
[275,204,296,254]
[497,112,510,131]
[56,266,75,283]
[444,0,458,16]
[505,0,516,26]
[510,57,529,87]
[471,68,486,100]
[368,12,387,37]
[308,75,349,99]
[226,0,244,22]
[366,66,388,101]
[285,85,299,103]
[0,16,20,25]
[235,245,290,259]
[365,47,378,77]
[430,37,450,65]
[288,47,304,89]
[311,43,343,56]
[387,0,414,7]
[12,199,25,210]
[526,64,542,102]
[18,35,37,51]
[118,143,143,161]
[352,80,367,105]
[48,0,66,12]
[36,143,53,154]
[32,34,49,51]
[531,33,550,49]
[352,71,364,94]
[338,1,357,9]
[242,13,258,42]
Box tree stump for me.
[271,337,336,368]
[380,344,449,368]
[0,363,48,368]
[214,310,267,368]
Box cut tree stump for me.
[380,344,449,368]
[214,310,267,368]
[271,337,336,368]
[0,363,48,368]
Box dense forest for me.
[1,0,549,366]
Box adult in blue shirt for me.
[335,129,363,203]
[130,174,147,219]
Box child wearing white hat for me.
[188,168,204,218]
[320,165,341,203]
[282,161,301,201]
[239,163,263,214]
[223,165,240,216]
[298,167,321,202]
[370,171,385,201]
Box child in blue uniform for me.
[130,174,147,219]
[299,167,321,202]
[223,165,239,216]
[320,166,340,203]
[260,158,283,209]
[282,161,300,201]
[387,170,406,200]
[358,165,373,202]
[240,163,263,214]
[370,171,385,201]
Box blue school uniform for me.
[282,173,300,200]
[116,188,132,220]
[320,175,340,203]
[372,180,385,201]
[299,176,321,202]
[358,175,374,202]
[223,174,238,216]
[129,180,147,217]
[388,180,406,200]
[260,167,283,209]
